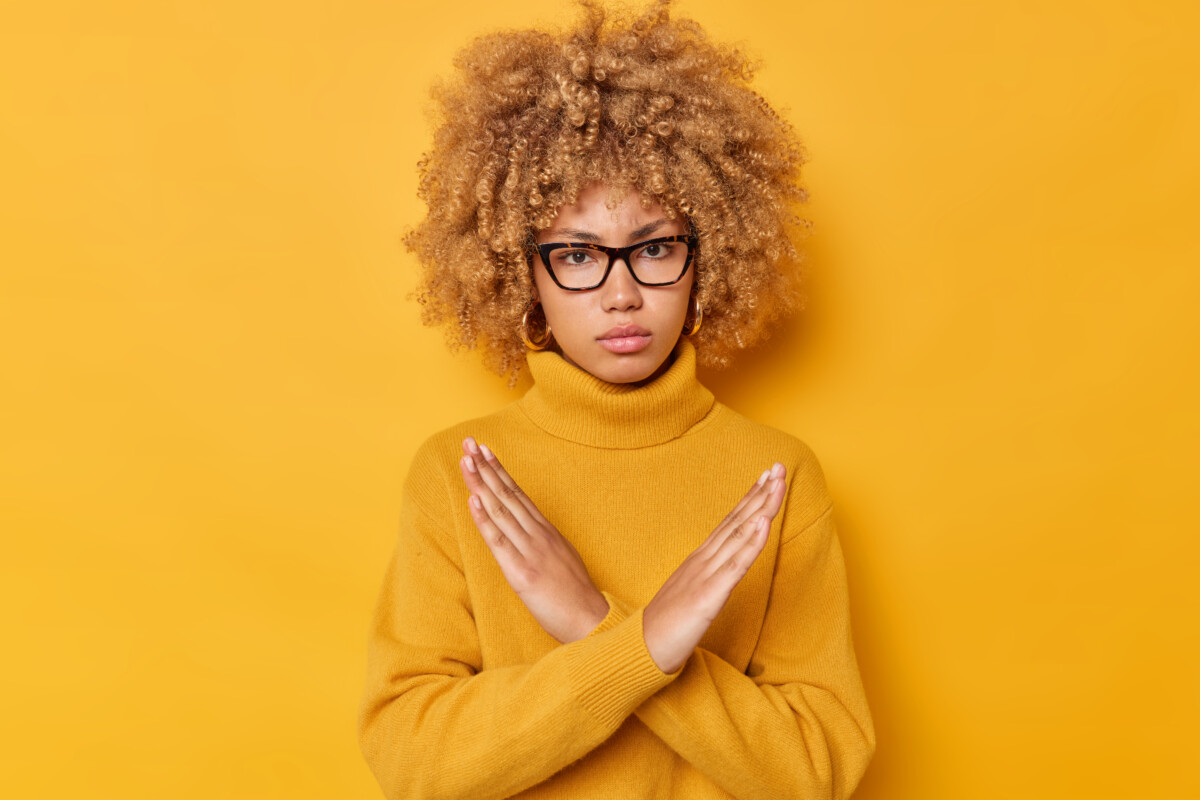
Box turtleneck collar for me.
[518,336,716,449]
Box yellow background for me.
[3,0,1197,796]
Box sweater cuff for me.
[585,589,635,636]
[566,603,685,728]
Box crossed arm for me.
[357,438,874,800]
[588,508,876,800]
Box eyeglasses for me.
[532,234,698,291]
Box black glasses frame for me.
[532,234,698,291]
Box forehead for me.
[540,182,680,237]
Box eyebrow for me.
[547,219,671,243]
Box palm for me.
[458,438,609,643]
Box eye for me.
[636,242,672,259]
[551,247,598,267]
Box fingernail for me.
[469,495,481,510]
[465,437,479,454]
[464,455,477,473]
[480,443,493,460]
[771,462,784,479]
[757,469,770,486]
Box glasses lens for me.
[629,240,690,285]
[547,247,608,290]
[548,240,690,289]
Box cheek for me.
[532,288,576,336]
[670,283,695,316]
[542,298,586,339]
[531,266,551,300]
[532,271,566,319]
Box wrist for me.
[641,605,685,674]
[575,592,609,642]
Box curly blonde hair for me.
[403,0,811,387]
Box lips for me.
[597,324,652,354]
[599,324,651,340]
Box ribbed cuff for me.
[566,604,685,728]
[585,590,634,637]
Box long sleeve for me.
[357,475,685,800]
[606,501,876,799]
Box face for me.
[531,182,695,386]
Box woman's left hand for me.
[458,437,610,644]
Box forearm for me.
[608,506,875,799]
[359,592,682,800]
[633,649,874,800]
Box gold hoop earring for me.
[520,304,552,350]
[681,294,704,336]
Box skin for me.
[456,181,788,674]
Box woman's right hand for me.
[642,463,788,674]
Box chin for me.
[559,336,676,384]
[591,347,671,384]
[594,364,653,384]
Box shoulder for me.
[708,402,829,481]
[401,401,527,508]
[708,401,835,530]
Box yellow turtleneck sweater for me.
[358,337,875,799]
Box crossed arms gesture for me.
[358,436,873,800]
[457,436,787,674]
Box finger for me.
[459,453,533,554]
[466,445,544,543]
[704,514,770,581]
[759,469,788,518]
[695,468,770,552]
[700,465,781,552]
[700,462,787,563]
[471,440,551,529]
[719,468,772,527]
[705,468,788,570]
[725,464,786,532]
[462,437,541,526]
[466,492,527,567]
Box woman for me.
[358,1,876,798]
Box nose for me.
[601,255,643,311]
